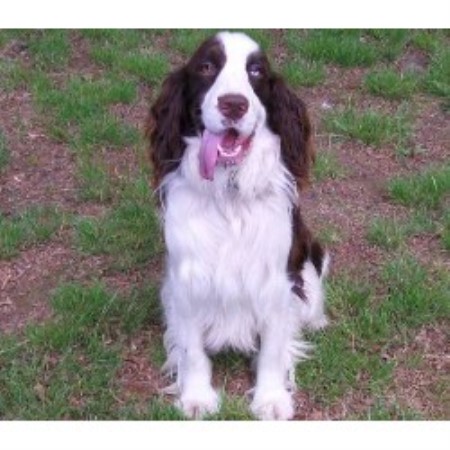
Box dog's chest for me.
[165,180,291,289]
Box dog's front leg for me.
[250,316,295,420]
[175,319,220,419]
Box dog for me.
[147,31,328,420]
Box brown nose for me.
[218,94,249,121]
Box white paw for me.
[177,386,220,419]
[250,388,294,420]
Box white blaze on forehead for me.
[200,31,266,139]
[216,31,260,61]
[215,32,260,90]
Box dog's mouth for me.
[199,128,253,181]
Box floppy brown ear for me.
[267,75,315,190]
[146,68,187,188]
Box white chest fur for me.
[160,127,297,353]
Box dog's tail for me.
[297,240,329,330]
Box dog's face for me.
[149,31,314,188]
[181,32,274,179]
[192,32,268,137]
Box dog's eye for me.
[248,63,263,79]
[199,61,217,77]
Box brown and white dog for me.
[147,31,328,420]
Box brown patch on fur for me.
[146,36,225,189]
[267,75,316,191]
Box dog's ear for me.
[146,68,187,188]
[267,75,315,190]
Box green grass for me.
[170,29,213,55]
[299,256,450,403]
[365,29,410,62]
[281,57,325,87]
[81,29,143,51]
[380,256,449,328]
[410,30,445,53]
[26,30,71,70]
[76,153,113,203]
[91,45,170,86]
[442,210,450,251]
[120,52,170,85]
[366,217,406,250]
[286,30,380,67]
[206,395,253,420]
[77,114,139,148]
[74,177,161,269]
[313,150,346,181]
[316,224,343,246]
[424,47,450,99]
[364,69,420,100]
[388,165,450,209]
[34,75,136,124]
[0,130,9,172]
[366,213,435,250]
[0,60,31,91]
[0,205,64,259]
[323,107,411,148]
[32,74,138,148]
[357,400,423,420]
[0,281,161,419]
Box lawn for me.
[0,29,449,420]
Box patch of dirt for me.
[0,241,109,334]
[115,331,167,409]
[388,324,450,419]
[0,89,77,215]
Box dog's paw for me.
[250,388,294,420]
[177,386,220,419]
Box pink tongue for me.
[199,130,221,180]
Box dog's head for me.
[148,31,314,188]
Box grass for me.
[358,400,423,420]
[366,213,435,250]
[442,211,450,251]
[299,256,450,403]
[313,150,346,181]
[365,29,410,62]
[120,52,170,85]
[366,217,406,250]
[387,165,450,252]
[282,57,325,87]
[170,29,213,55]
[364,69,420,100]
[32,74,138,148]
[74,177,161,269]
[91,45,170,85]
[424,47,450,99]
[0,281,161,419]
[0,206,64,260]
[323,106,411,148]
[76,153,114,203]
[387,164,450,210]
[25,30,71,70]
[286,30,380,67]
[0,60,31,91]
[0,130,9,172]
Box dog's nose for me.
[218,94,249,121]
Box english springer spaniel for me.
[147,31,328,420]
